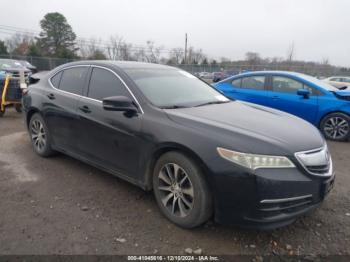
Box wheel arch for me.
[319,110,350,128]
[26,107,41,128]
[143,142,213,191]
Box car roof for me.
[233,70,307,78]
[59,60,177,70]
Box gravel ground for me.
[0,109,349,256]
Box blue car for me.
[214,71,350,141]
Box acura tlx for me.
[22,61,335,229]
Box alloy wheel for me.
[30,119,46,151]
[323,116,349,140]
[157,163,194,217]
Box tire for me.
[153,151,213,228]
[320,112,350,141]
[28,113,55,157]
[15,104,22,113]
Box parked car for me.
[323,76,350,89]
[0,59,32,79]
[199,72,213,79]
[215,71,350,141]
[213,71,228,82]
[17,60,38,73]
[23,62,334,229]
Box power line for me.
[0,24,185,54]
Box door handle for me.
[47,93,55,100]
[78,105,91,113]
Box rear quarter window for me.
[58,67,88,95]
[50,71,62,88]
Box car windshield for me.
[0,59,27,69]
[125,68,230,108]
[301,74,339,91]
[19,61,34,67]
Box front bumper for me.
[211,165,335,229]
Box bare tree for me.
[286,42,295,62]
[5,33,35,55]
[145,40,162,63]
[78,38,106,59]
[321,57,330,65]
[169,47,184,64]
[245,52,261,66]
[107,35,125,60]
[133,47,147,62]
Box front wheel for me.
[153,152,213,228]
[320,112,350,141]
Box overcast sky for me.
[0,0,349,66]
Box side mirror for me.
[102,96,138,113]
[297,89,310,98]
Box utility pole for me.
[184,33,188,64]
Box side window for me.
[272,76,303,94]
[59,67,88,95]
[303,85,320,96]
[88,68,130,101]
[231,78,241,87]
[50,71,62,88]
[241,76,265,90]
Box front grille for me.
[295,146,332,176]
[10,71,30,78]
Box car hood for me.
[164,101,324,155]
[0,67,31,73]
[334,89,350,96]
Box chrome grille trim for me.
[295,145,333,177]
[260,194,312,204]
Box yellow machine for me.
[0,75,22,117]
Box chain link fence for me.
[177,64,350,77]
[1,54,349,77]
[0,54,76,71]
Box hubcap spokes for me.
[324,117,349,139]
[31,120,46,151]
[158,163,194,217]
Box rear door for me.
[76,66,143,178]
[228,75,269,106]
[43,66,89,153]
[266,75,319,123]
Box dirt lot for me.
[0,109,349,257]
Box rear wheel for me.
[28,113,55,157]
[320,112,350,141]
[153,151,213,228]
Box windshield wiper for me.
[194,100,230,107]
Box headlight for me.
[217,147,295,170]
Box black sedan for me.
[22,61,334,229]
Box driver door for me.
[76,66,143,178]
[266,75,319,124]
